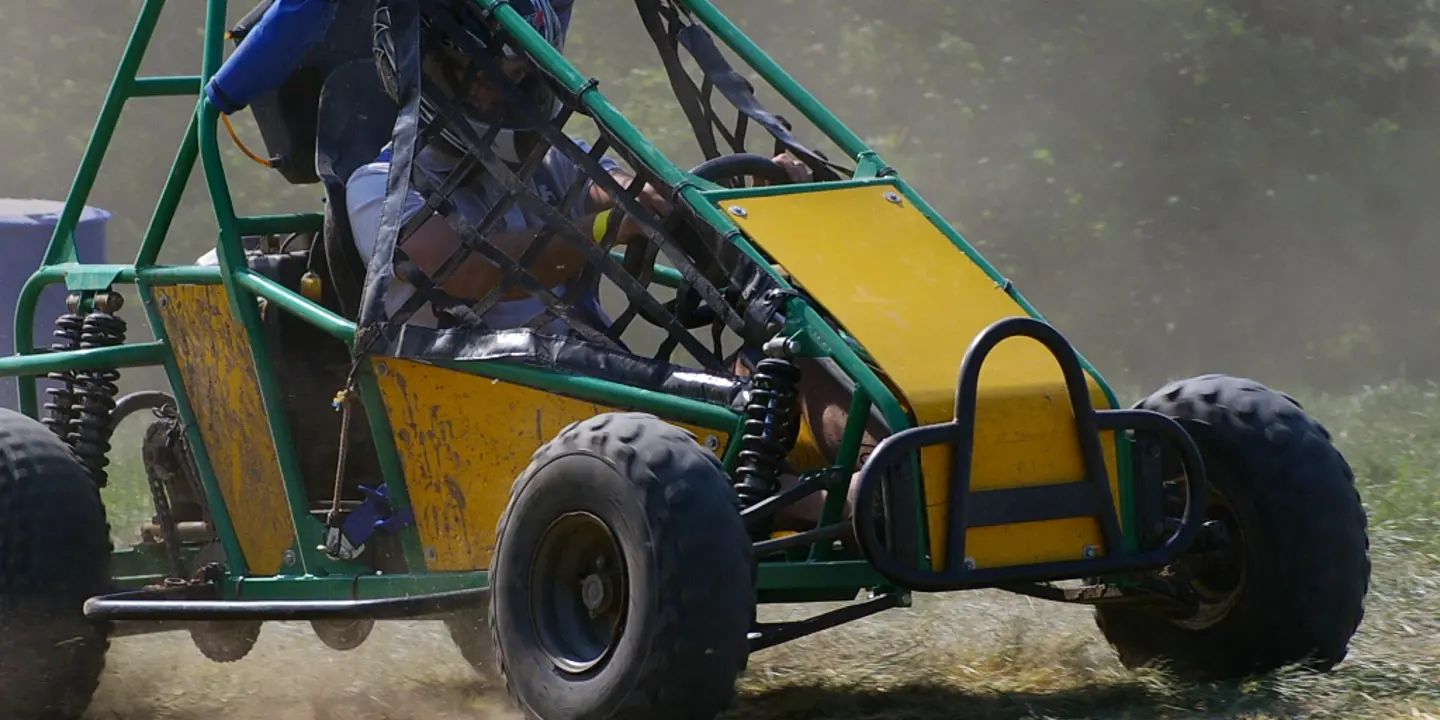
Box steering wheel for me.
[689,153,801,189]
[618,153,806,342]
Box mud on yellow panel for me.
[154,284,295,575]
[372,358,730,572]
[724,184,1122,572]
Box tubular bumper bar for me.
[850,317,1208,593]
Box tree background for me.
[3,0,1438,393]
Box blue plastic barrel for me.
[0,199,111,410]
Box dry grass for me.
[84,382,1440,720]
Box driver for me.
[353,0,882,532]
[349,0,810,331]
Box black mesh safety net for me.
[352,0,856,408]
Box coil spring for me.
[72,311,127,489]
[42,312,85,441]
[734,357,802,509]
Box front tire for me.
[1096,374,1370,680]
[0,408,113,719]
[488,412,755,720]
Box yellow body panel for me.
[724,185,1121,571]
[788,413,832,474]
[154,284,294,575]
[372,357,730,571]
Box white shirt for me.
[345,138,621,330]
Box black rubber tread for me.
[488,411,756,720]
[1095,374,1371,680]
[444,605,503,684]
[0,408,114,720]
[188,621,262,663]
[312,618,376,652]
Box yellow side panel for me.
[725,185,1121,572]
[788,413,832,474]
[372,358,730,571]
[154,284,294,576]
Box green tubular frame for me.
[0,0,1137,605]
[0,0,734,598]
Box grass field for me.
[85,379,1440,720]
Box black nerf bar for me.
[84,586,490,622]
[850,316,1209,593]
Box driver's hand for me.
[758,151,813,186]
[635,183,675,219]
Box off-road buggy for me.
[0,0,1371,719]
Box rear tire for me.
[1095,374,1370,680]
[445,604,502,684]
[488,412,755,720]
[0,408,113,719]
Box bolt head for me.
[94,292,124,314]
[1082,545,1100,559]
[963,556,976,571]
[282,549,297,566]
[581,574,606,611]
[728,205,748,218]
[883,191,904,205]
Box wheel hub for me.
[529,512,628,675]
[1163,479,1247,630]
[580,570,615,617]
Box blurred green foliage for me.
[4,0,1438,391]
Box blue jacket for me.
[205,0,339,114]
[206,0,577,115]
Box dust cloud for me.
[88,621,522,720]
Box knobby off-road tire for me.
[1096,374,1370,680]
[489,412,755,720]
[0,408,114,720]
[444,605,502,684]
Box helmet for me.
[374,0,568,164]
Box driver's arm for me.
[586,167,670,216]
[398,210,642,302]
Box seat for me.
[237,0,381,185]
[314,58,400,320]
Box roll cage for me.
[3,0,1154,600]
[328,0,867,380]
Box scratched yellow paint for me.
[724,185,1121,572]
[372,357,731,571]
[153,284,295,575]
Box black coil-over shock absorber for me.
[734,336,803,510]
[71,292,127,489]
[42,294,86,442]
